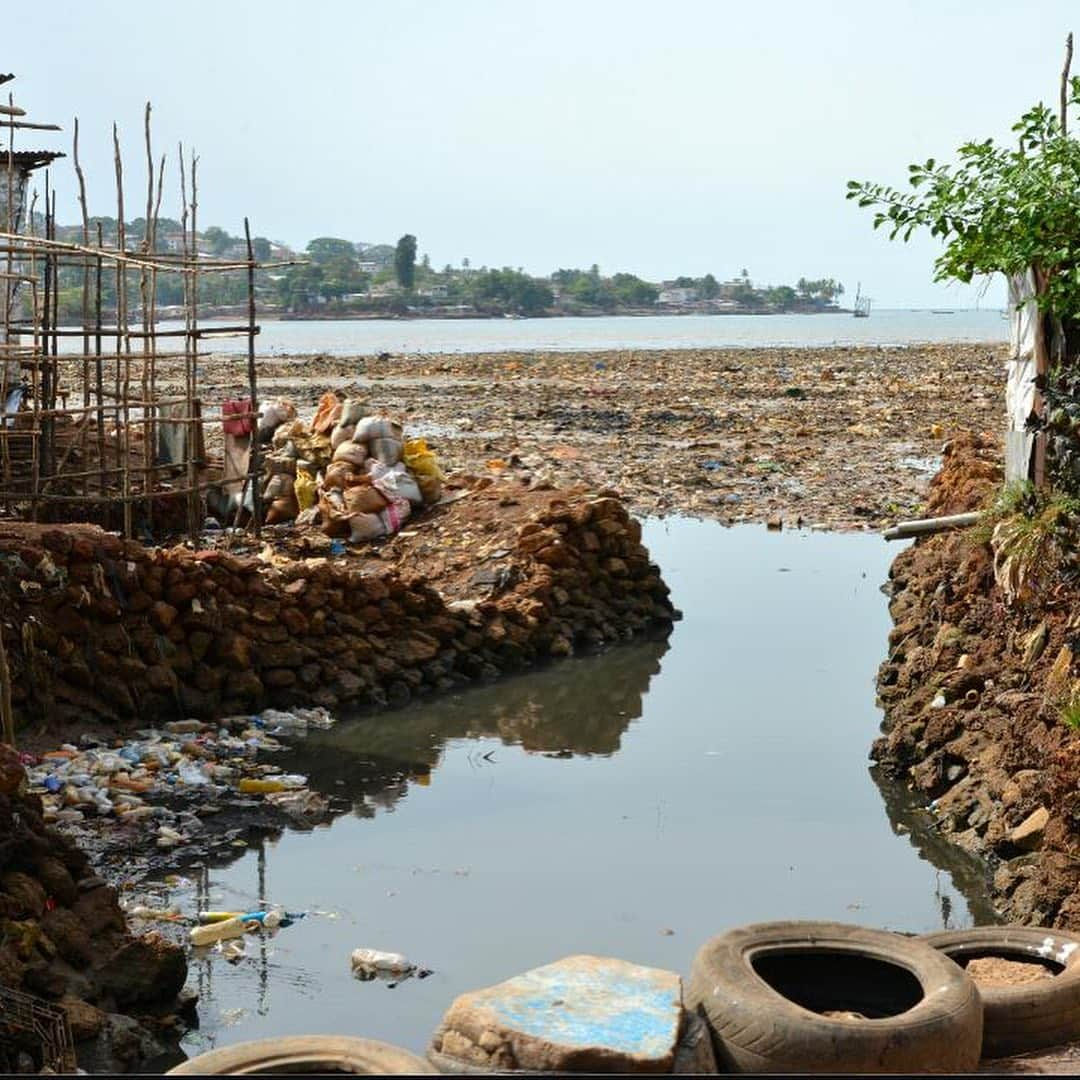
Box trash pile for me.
[194,343,1002,530]
[22,707,339,881]
[245,392,445,542]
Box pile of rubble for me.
[0,745,191,1073]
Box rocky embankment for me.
[5,484,675,733]
[873,433,1080,926]
[0,746,189,1073]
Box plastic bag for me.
[344,484,388,515]
[403,438,444,504]
[294,471,317,512]
[330,423,355,449]
[312,392,343,435]
[340,398,367,427]
[349,512,386,543]
[323,460,366,490]
[319,493,351,538]
[371,461,422,508]
[379,495,411,535]
[355,416,404,466]
[222,398,254,436]
[333,440,368,467]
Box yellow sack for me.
[294,471,318,512]
[403,438,444,504]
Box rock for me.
[150,602,178,631]
[766,513,783,530]
[0,744,27,796]
[61,996,107,1041]
[1010,806,1050,851]
[1021,621,1049,668]
[431,955,683,1073]
[2,871,47,919]
[42,907,93,966]
[97,933,187,1008]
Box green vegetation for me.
[849,45,1080,498]
[36,212,846,320]
[394,234,417,291]
[983,483,1080,605]
[1060,694,1080,730]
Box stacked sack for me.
[254,392,445,542]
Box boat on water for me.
[853,283,871,318]
[930,309,954,315]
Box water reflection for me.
[869,763,1000,927]
[287,637,669,816]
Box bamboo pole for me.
[245,217,261,533]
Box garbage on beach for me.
[190,915,261,947]
[239,392,444,542]
[26,705,338,836]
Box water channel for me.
[174,518,996,1062]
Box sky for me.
[8,1,1079,307]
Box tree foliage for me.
[395,234,417,290]
[847,78,1080,319]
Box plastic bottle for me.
[197,910,244,925]
[238,778,288,794]
[190,916,259,947]
[350,948,414,975]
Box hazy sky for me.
[10,1,1080,306]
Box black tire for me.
[686,920,982,1074]
[922,926,1080,1058]
[165,1035,437,1074]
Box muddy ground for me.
[170,343,1006,530]
[874,434,1080,931]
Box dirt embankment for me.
[180,343,1004,530]
[874,433,1080,926]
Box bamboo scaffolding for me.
[0,80,264,544]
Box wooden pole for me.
[245,217,261,533]
[1062,33,1074,136]
[114,122,132,538]
[0,624,14,748]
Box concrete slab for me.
[429,954,684,1073]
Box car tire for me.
[166,1034,438,1074]
[686,920,982,1073]
[922,925,1080,1058]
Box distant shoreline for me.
[274,307,852,322]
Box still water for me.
[140,309,1006,357]
[176,519,995,1061]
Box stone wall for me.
[5,491,676,730]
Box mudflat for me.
[180,343,1005,530]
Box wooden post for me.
[0,623,13,748]
[1062,33,1074,136]
[244,217,261,534]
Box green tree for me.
[765,285,797,311]
[848,45,1080,489]
[611,273,659,306]
[251,236,272,261]
[700,273,720,299]
[203,226,232,255]
[395,234,418,290]
[307,237,357,264]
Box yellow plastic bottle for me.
[189,916,258,946]
[238,778,287,794]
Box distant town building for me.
[657,286,698,305]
